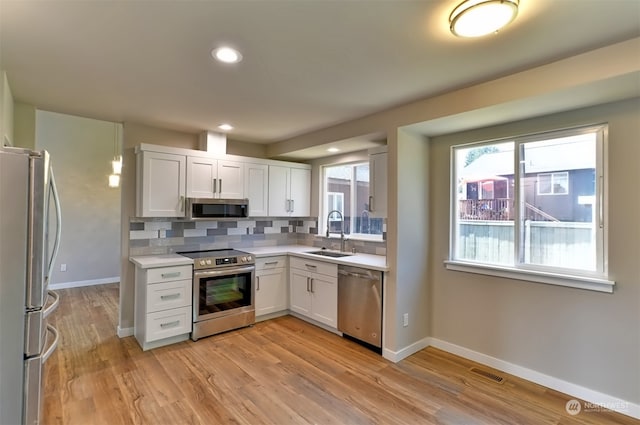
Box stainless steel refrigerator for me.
[0,146,62,425]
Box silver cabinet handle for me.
[161,271,181,279]
[306,277,310,292]
[180,195,185,212]
[310,278,314,293]
[256,276,260,291]
[305,264,317,269]
[160,293,181,300]
[213,179,217,194]
[160,320,180,329]
[368,195,374,212]
[219,179,222,194]
[291,199,295,212]
[264,261,279,266]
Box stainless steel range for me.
[178,249,255,341]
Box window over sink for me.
[321,162,383,240]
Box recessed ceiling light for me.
[218,124,234,131]
[450,0,519,38]
[327,147,340,153]
[211,47,243,64]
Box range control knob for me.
[205,259,212,265]
[199,260,206,266]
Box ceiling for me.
[1,1,639,153]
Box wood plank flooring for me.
[44,284,637,425]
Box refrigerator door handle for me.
[42,290,60,319]
[42,325,59,364]
[46,169,62,281]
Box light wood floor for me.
[44,283,636,425]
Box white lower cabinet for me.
[134,264,193,351]
[289,257,337,329]
[255,256,288,319]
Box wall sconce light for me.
[108,123,122,188]
[450,0,519,38]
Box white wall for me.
[35,110,121,286]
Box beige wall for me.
[13,102,35,149]
[428,98,640,403]
[35,110,121,285]
[385,128,430,352]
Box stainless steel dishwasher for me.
[338,265,383,350]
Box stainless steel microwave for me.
[186,198,249,220]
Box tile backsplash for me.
[129,217,386,257]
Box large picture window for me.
[448,125,611,291]
[322,163,383,239]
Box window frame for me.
[446,124,614,293]
[321,161,383,241]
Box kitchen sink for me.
[306,250,353,258]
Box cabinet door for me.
[289,269,312,317]
[310,276,337,328]
[186,156,216,198]
[244,163,269,217]
[268,165,290,216]
[138,151,186,217]
[369,152,387,218]
[289,168,311,217]
[217,160,244,199]
[255,268,287,317]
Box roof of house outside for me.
[461,135,596,177]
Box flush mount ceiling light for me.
[450,0,519,38]
[217,123,234,131]
[211,46,243,64]
[327,147,340,153]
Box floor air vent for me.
[469,367,505,384]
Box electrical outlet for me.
[60,263,67,272]
[403,313,409,327]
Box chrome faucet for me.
[326,209,347,252]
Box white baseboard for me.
[382,336,430,363]
[117,326,134,338]
[428,338,639,420]
[50,276,120,290]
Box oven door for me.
[193,265,255,322]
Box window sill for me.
[444,260,615,293]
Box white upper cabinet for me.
[186,157,244,199]
[186,156,216,198]
[136,151,186,217]
[244,163,269,217]
[268,165,310,217]
[136,144,310,218]
[369,149,387,218]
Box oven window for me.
[198,272,252,316]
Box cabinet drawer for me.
[147,265,192,284]
[290,257,337,278]
[256,256,287,271]
[146,279,192,313]
[146,306,192,342]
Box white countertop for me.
[129,254,194,269]
[244,245,389,272]
[130,245,388,272]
